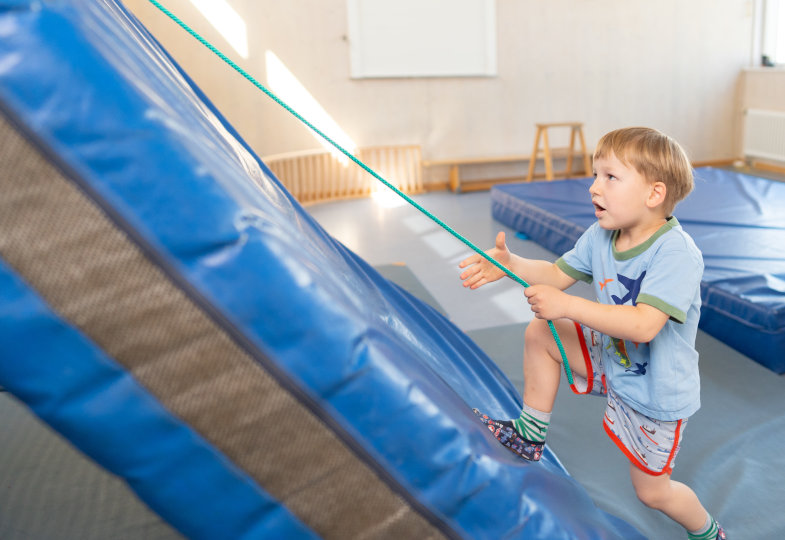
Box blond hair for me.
[594,127,693,215]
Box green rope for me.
[145,0,574,385]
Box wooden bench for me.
[423,146,589,193]
[423,122,591,193]
[422,154,529,192]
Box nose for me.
[589,176,601,196]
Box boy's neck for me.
[614,216,669,252]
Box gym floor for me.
[2,185,783,539]
[307,187,785,539]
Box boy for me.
[459,127,725,539]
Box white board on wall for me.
[347,0,497,78]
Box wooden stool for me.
[525,122,591,181]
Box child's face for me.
[589,151,654,231]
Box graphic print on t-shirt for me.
[605,271,646,371]
[611,271,646,306]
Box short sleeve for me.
[555,223,598,284]
[636,236,703,323]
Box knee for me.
[524,318,561,361]
[633,480,669,510]
[524,318,551,349]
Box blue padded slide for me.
[0,1,643,538]
[492,168,785,372]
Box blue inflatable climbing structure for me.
[0,1,643,538]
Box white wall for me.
[125,0,755,183]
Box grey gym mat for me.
[374,263,447,316]
[0,393,181,540]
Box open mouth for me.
[593,201,606,215]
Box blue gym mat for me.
[0,1,643,538]
[491,168,785,372]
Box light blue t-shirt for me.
[555,217,704,420]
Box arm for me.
[525,285,669,343]
[459,231,576,290]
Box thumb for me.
[495,231,506,250]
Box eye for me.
[608,174,617,181]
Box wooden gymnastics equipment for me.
[264,144,423,203]
[422,154,529,193]
[265,124,592,200]
[526,122,591,182]
[420,122,592,193]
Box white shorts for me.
[568,322,686,476]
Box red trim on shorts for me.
[603,418,682,476]
[662,419,683,475]
[569,321,594,395]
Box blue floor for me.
[307,190,785,539]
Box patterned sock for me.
[687,513,724,540]
[472,409,544,461]
[512,404,551,443]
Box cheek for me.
[604,185,624,205]
[612,184,639,204]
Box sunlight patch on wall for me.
[188,0,248,58]
[265,50,357,160]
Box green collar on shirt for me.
[612,216,679,261]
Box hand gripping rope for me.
[145,0,575,385]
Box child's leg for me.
[474,318,589,460]
[629,465,710,531]
[522,317,589,414]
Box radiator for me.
[743,109,785,163]
[263,145,423,203]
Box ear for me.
[646,181,667,209]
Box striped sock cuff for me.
[512,409,550,443]
[688,516,718,540]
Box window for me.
[761,0,785,65]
